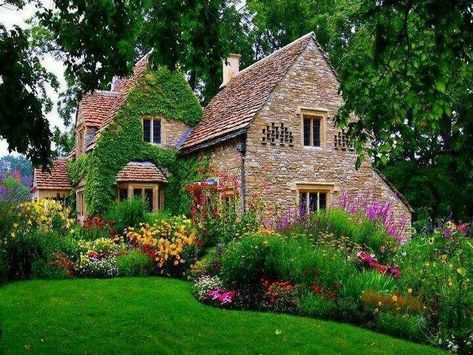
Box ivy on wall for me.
[68,66,208,216]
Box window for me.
[303,115,322,147]
[118,184,162,212]
[143,118,161,144]
[134,188,142,199]
[119,189,128,201]
[299,191,327,214]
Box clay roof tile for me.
[116,161,167,183]
[181,33,315,150]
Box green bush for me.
[395,230,473,334]
[3,229,73,280]
[116,249,155,276]
[31,258,70,280]
[298,291,338,319]
[104,198,148,234]
[221,234,356,291]
[220,235,268,289]
[314,208,397,262]
[190,247,221,279]
[144,210,173,225]
[377,312,427,341]
[340,270,398,299]
[0,249,7,282]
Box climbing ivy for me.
[68,66,207,216]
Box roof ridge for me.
[244,34,313,132]
[235,32,315,78]
[94,90,121,96]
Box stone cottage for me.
[32,32,412,226]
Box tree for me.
[0,154,33,179]
[335,0,473,222]
[51,127,75,158]
[247,0,473,222]
[38,0,252,114]
[0,1,57,168]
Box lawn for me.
[0,277,444,354]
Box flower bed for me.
[190,203,473,354]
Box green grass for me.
[0,277,444,354]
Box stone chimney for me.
[221,53,241,88]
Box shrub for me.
[377,312,427,341]
[361,290,425,315]
[116,249,154,276]
[221,233,356,292]
[124,216,199,276]
[0,249,7,282]
[340,270,398,299]
[144,210,173,225]
[80,216,115,241]
[16,199,74,235]
[317,208,398,262]
[104,198,148,234]
[187,171,263,247]
[298,291,338,319]
[3,228,74,280]
[78,255,119,278]
[193,275,224,300]
[220,234,268,289]
[260,278,300,313]
[31,252,75,280]
[202,288,238,307]
[394,228,473,335]
[190,246,222,279]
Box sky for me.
[0,1,66,157]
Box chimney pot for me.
[221,53,241,88]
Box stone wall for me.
[196,138,243,177]
[161,117,191,148]
[244,40,412,228]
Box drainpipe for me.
[236,138,246,212]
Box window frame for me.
[116,182,164,211]
[295,183,334,215]
[299,108,328,149]
[142,117,162,145]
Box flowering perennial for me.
[124,216,198,275]
[339,192,409,244]
[204,288,237,306]
[358,251,401,278]
[15,199,74,234]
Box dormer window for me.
[143,118,161,144]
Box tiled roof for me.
[33,158,72,190]
[85,53,150,152]
[78,91,119,127]
[116,161,167,183]
[181,33,314,150]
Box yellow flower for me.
[392,295,398,302]
[407,288,413,294]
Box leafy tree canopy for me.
[0,0,57,167]
[247,0,473,222]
